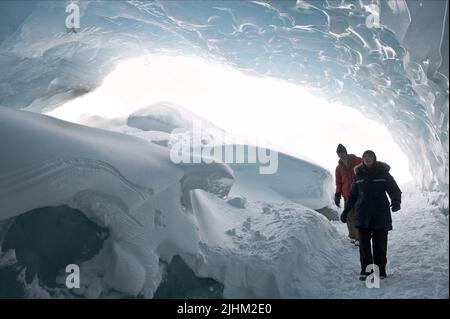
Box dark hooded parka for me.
[344,161,402,230]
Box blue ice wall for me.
[0,0,448,193]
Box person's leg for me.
[345,211,354,240]
[372,230,388,277]
[358,229,373,274]
[346,208,360,241]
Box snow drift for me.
[0,107,346,298]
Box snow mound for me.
[0,107,347,298]
[227,151,335,210]
[0,107,181,221]
[0,107,192,297]
[187,189,345,298]
[127,101,216,132]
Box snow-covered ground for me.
[330,183,449,298]
[0,106,448,299]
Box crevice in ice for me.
[154,255,223,299]
[0,205,109,288]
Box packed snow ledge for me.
[0,107,448,299]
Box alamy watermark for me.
[365,264,381,288]
[65,264,80,289]
[169,120,279,174]
[365,0,402,29]
[365,4,380,29]
[65,2,80,31]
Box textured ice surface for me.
[0,0,447,194]
[0,0,448,299]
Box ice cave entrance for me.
[49,54,412,184]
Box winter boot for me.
[359,270,372,281]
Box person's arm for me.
[385,172,402,211]
[335,167,343,206]
[345,180,358,211]
[335,166,342,194]
[341,179,358,222]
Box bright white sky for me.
[50,54,412,184]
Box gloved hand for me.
[340,209,348,223]
[334,192,342,207]
[391,201,401,212]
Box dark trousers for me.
[358,229,388,275]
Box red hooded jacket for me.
[335,154,363,201]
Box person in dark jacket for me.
[340,150,402,280]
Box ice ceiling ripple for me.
[0,0,448,193]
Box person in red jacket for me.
[335,144,362,244]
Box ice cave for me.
[0,1,448,299]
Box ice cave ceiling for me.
[0,0,448,192]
